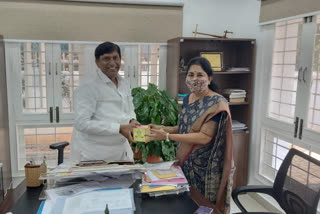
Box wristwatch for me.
[166,132,170,142]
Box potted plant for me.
[131,84,180,163]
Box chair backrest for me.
[273,148,320,214]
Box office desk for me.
[10,180,198,214]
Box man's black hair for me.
[95,42,121,60]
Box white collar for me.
[96,69,123,84]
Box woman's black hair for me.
[186,56,219,92]
[95,42,121,60]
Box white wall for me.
[182,0,265,185]
[182,0,261,38]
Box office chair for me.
[49,141,69,165]
[232,148,320,214]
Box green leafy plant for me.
[131,84,180,162]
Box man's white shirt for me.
[70,69,135,161]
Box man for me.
[70,42,139,162]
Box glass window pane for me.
[283,65,297,78]
[279,103,295,118]
[282,78,297,91]
[138,45,160,89]
[274,39,285,51]
[273,52,284,64]
[285,38,298,51]
[275,26,286,39]
[272,64,283,76]
[20,42,48,114]
[286,23,300,37]
[284,51,297,64]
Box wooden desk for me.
[9,180,198,214]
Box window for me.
[138,45,160,89]
[260,128,320,182]
[268,18,302,124]
[308,16,320,132]
[18,126,73,169]
[260,15,320,184]
[6,40,167,176]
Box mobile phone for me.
[193,206,213,214]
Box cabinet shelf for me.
[214,71,251,75]
[229,102,249,106]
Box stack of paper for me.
[39,163,146,182]
[232,120,247,132]
[222,89,246,103]
[140,165,189,197]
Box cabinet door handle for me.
[299,119,303,139]
[294,117,299,138]
[49,107,53,123]
[133,66,136,78]
[302,67,307,83]
[297,67,302,82]
[48,62,51,75]
[55,63,58,75]
[56,106,60,123]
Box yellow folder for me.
[141,185,176,193]
[151,170,177,179]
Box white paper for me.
[144,161,175,170]
[39,200,53,214]
[61,188,135,214]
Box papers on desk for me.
[39,188,135,214]
[140,165,189,197]
[45,174,135,201]
[40,163,146,181]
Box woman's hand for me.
[145,127,166,142]
[148,124,163,130]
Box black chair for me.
[232,148,320,214]
[49,141,69,165]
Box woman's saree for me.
[178,94,234,214]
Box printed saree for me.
[178,94,234,214]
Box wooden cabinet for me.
[166,37,255,189]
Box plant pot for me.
[133,149,162,163]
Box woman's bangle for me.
[166,132,170,142]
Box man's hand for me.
[120,124,134,142]
[120,120,140,142]
[129,119,140,127]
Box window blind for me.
[260,0,320,24]
[0,1,182,42]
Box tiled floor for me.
[230,194,271,213]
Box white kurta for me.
[70,70,136,162]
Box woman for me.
[146,57,234,214]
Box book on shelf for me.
[222,88,246,99]
[229,97,245,103]
[232,120,247,131]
